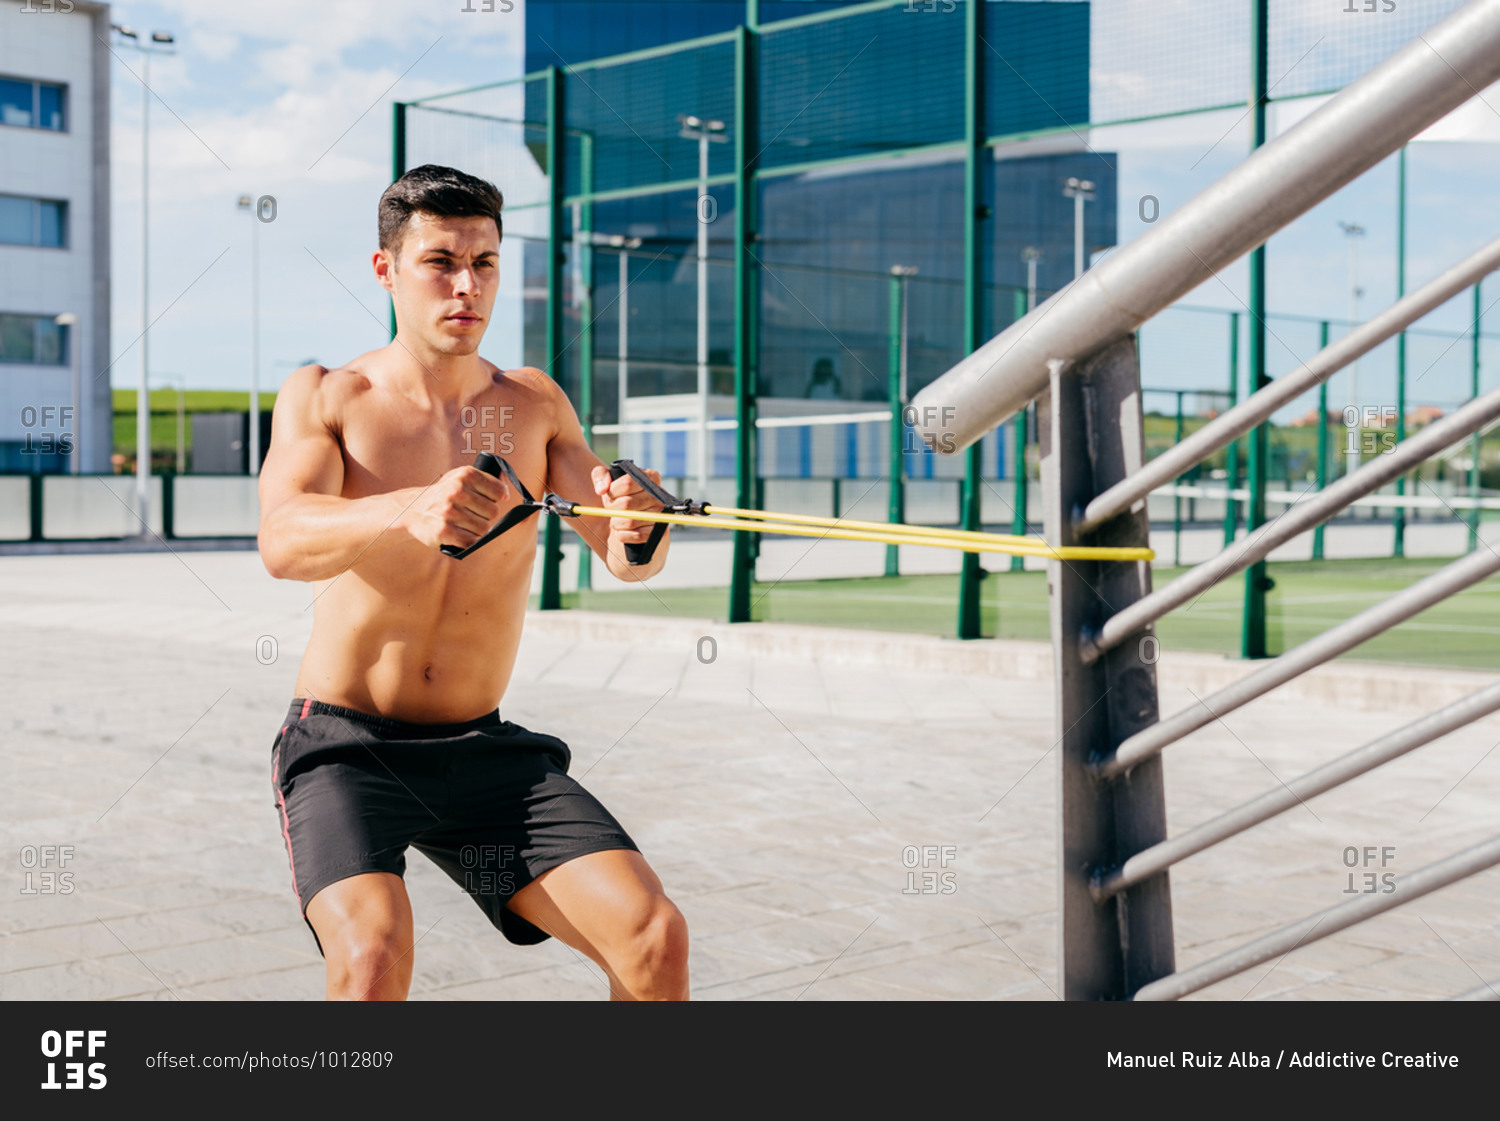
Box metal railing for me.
[913,0,1500,1000]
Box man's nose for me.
[454,266,481,295]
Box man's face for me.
[378,212,500,357]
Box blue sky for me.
[99,0,529,395]
[86,0,1500,424]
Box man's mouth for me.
[446,313,481,325]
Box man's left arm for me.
[540,374,670,582]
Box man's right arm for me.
[256,365,509,582]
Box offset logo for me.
[40,1030,106,1090]
[19,845,74,895]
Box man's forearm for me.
[572,514,670,582]
[603,529,669,583]
[259,489,419,582]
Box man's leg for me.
[306,872,416,1001]
[507,850,689,1001]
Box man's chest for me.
[336,394,554,500]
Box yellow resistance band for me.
[568,504,1154,562]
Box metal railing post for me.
[1041,336,1174,1000]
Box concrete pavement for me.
[1,550,1497,1000]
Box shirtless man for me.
[257,164,687,1001]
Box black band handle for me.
[441,452,509,558]
[608,461,669,566]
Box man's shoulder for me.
[495,364,554,394]
[277,357,379,414]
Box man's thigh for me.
[306,871,415,946]
[305,872,417,999]
[505,848,671,962]
[413,727,639,945]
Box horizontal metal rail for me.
[1084,387,1500,664]
[908,0,1500,453]
[1076,236,1500,533]
[1093,683,1500,900]
[1157,483,1500,513]
[1094,545,1500,780]
[593,409,892,435]
[1133,833,1500,1001]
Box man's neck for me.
[384,333,492,407]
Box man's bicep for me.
[258,368,344,519]
[538,372,604,497]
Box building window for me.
[0,76,67,131]
[0,313,70,365]
[0,195,68,248]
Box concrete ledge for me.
[522,608,1498,718]
[0,537,259,555]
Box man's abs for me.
[294,528,537,723]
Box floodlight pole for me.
[679,115,727,495]
[1340,220,1366,482]
[111,24,176,533]
[1063,177,1095,279]
[236,195,262,474]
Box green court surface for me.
[535,556,1500,673]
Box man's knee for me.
[617,896,689,997]
[325,928,413,1000]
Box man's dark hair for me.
[378,164,504,258]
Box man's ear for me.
[372,247,397,294]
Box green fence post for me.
[1312,320,1330,560]
[1471,281,1484,552]
[390,101,405,341]
[729,23,759,624]
[885,268,906,577]
[1393,145,1407,558]
[1010,289,1028,573]
[1223,311,1240,547]
[161,472,175,540]
[539,67,565,611]
[956,0,986,640]
[1242,0,1270,660]
[576,132,594,592]
[1172,390,1184,567]
[28,473,43,541]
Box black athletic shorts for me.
[270,698,638,953]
